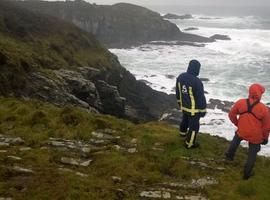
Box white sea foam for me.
[110,14,270,156]
[170,14,269,30]
[110,26,270,103]
[199,108,270,156]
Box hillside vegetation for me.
[0,0,176,122]
[0,0,114,95]
[0,98,270,199]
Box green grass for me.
[0,98,132,145]
[1,98,270,199]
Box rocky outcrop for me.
[0,135,25,147]
[163,13,193,20]
[95,80,126,117]
[184,27,199,31]
[160,99,234,125]
[23,65,176,122]
[210,34,231,41]
[17,0,214,48]
[26,68,126,117]
[149,41,205,47]
[208,99,234,112]
[116,69,176,121]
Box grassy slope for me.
[0,98,270,199]
[0,0,114,94]
[0,0,112,69]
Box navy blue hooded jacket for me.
[176,60,207,116]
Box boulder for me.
[95,80,126,117]
[140,191,171,199]
[184,27,199,31]
[191,177,219,188]
[12,166,34,174]
[20,147,32,151]
[165,74,175,79]
[127,148,137,154]
[210,34,231,41]
[58,167,89,177]
[138,79,153,85]
[48,138,101,155]
[112,176,122,183]
[176,195,208,200]
[7,156,22,160]
[159,109,182,125]
[162,177,218,189]
[208,99,233,112]
[55,69,100,109]
[163,13,193,20]
[0,142,9,147]
[117,69,177,122]
[91,131,119,140]
[60,157,93,167]
[200,78,210,82]
[4,137,25,145]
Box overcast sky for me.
[84,0,270,6]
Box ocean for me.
[109,5,270,156]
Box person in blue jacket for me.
[176,60,207,149]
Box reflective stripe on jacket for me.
[176,72,206,116]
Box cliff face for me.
[0,0,176,122]
[16,0,213,48]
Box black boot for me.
[243,171,254,180]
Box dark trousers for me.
[180,113,201,147]
[226,134,261,176]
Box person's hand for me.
[261,139,268,145]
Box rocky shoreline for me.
[160,99,234,126]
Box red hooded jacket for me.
[229,83,270,144]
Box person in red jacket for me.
[225,83,270,180]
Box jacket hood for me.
[248,83,265,101]
[187,60,201,76]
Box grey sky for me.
[85,0,270,6]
